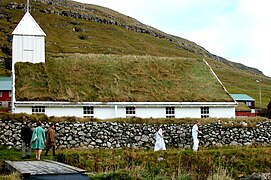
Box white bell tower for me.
[11,0,46,112]
[12,0,46,64]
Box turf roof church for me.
[11,2,237,119]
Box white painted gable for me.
[12,12,46,36]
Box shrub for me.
[90,170,132,180]
[0,106,9,112]
[79,35,87,40]
[0,173,21,180]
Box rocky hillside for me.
[0,0,262,74]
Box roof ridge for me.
[12,12,46,36]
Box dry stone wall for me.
[0,121,271,149]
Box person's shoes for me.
[26,155,31,159]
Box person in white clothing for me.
[192,120,201,151]
[154,126,166,151]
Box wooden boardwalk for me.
[5,160,90,179]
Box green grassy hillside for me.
[0,0,202,58]
[207,59,271,108]
[0,0,270,107]
[15,54,233,102]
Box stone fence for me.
[0,121,271,149]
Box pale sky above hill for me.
[73,0,271,77]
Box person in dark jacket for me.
[45,123,56,156]
[21,121,33,158]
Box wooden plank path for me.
[5,160,90,179]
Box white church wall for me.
[133,107,165,118]
[94,107,116,119]
[209,107,235,118]
[14,106,32,114]
[46,107,83,117]
[13,104,236,119]
[175,107,200,118]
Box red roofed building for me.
[230,94,256,117]
[0,77,12,110]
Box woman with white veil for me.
[154,126,166,151]
[192,120,201,151]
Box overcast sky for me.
[73,0,271,77]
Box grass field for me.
[0,146,270,179]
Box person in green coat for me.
[31,121,46,160]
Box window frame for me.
[32,106,45,114]
[126,107,136,116]
[83,106,94,118]
[166,107,175,118]
[201,106,209,118]
[246,101,252,107]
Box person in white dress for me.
[154,126,166,151]
[192,120,201,151]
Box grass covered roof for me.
[15,54,233,102]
